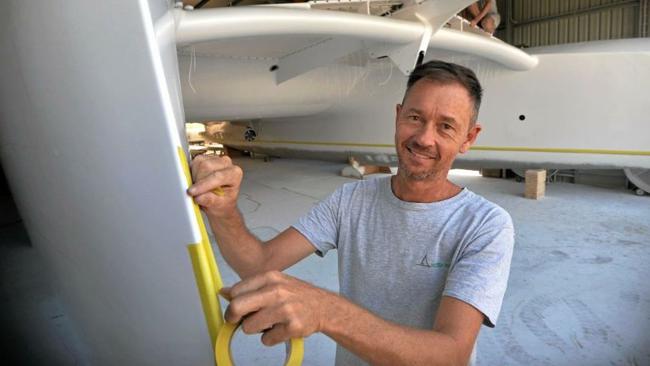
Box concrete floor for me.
[1,157,649,365]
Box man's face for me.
[394,80,481,181]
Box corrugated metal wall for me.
[495,0,649,47]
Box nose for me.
[412,120,437,148]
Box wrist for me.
[206,207,242,229]
[319,290,351,336]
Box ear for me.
[459,123,482,154]
[395,104,402,126]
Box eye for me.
[442,123,454,130]
[408,115,420,122]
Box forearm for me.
[473,2,492,22]
[188,155,312,278]
[323,294,464,366]
[207,209,269,279]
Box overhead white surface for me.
[173,6,424,45]
[181,35,649,169]
[429,29,538,71]
[173,5,536,72]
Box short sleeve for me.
[291,187,344,257]
[443,209,514,327]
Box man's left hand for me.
[221,271,330,346]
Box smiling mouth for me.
[406,145,436,160]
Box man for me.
[463,0,501,35]
[187,60,514,365]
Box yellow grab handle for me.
[216,322,304,366]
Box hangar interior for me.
[180,0,650,193]
[0,0,649,365]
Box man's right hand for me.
[187,154,243,220]
[186,154,315,278]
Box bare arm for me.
[470,1,493,26]
[207,210,315,279]
[187,154,315,279]
[325,296,483,365]
[464,2,480,18]
[223,272,484,366]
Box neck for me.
[391,171,461,203]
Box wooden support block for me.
[206,144,228,157]
[341,157,391,179]
[189,147,207,158]
[525,169,546,199]
[480,169,503,178]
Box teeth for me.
[407,146,434,159]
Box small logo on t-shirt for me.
[417,254,450,269]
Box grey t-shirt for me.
[293,176,514,365]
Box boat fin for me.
[276,38,365,84]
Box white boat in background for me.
[175,3,650,171]
[0,0,648,364]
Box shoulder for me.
[460,190,514,232]
[451,191,514,264]
[324,177,388,216]
[336,176,387,198]
[317,176,386,214]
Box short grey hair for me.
[404,60,483,124]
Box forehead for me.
[403,80,473,119]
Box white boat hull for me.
[181,37,650,169]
